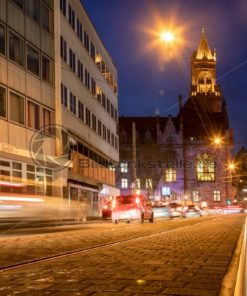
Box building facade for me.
[117,30,234,208]
[0,0,119,217]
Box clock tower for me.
[190,29,221,112]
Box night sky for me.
[83,0,247,152]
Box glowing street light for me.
[160,31,175,43]
[211,135,224,147]
[227,161,237,172]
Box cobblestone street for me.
[0,214,245,295]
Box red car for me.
[112,195,154,224]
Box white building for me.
[0,0,119,217]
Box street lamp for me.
[160,31,175,43]
[211,135,224,147]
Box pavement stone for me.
[0,214,245,295]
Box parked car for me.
[183,205,202,218]
[112,195,154,224]
[102,201,112,219]
[169,203,183,218]
[152,205,172,219]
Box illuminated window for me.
[165,168,176,182]
[213,190,221,201]
[145,178,152,189]
[197,153,215,182]
[121,178,128,188]
[192,190,200,202]
[27,100,40,130]
[43,108,52,134]
[120,162,128,173]
[10,91,24,125]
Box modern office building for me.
[0,0,119,216]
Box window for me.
[115,136,118,150]
[110,104,114,118]
[11,0,23,9]
[9,31,24,66]
[107,98,110,113]
[96,86,102,103]
[27,44,39,76]
[120,162,128,173]
[77,19,83,42]
[103,125,106,140]
[43,108,52,134]
[197,153,215,181]
[90,42,95,60]
[0,25,5,55]
[145,178,152,189]
[60,0,66,16]
[102,93,106,108]
[91,78,96,95]
[86,108,91,127]
[61,83,68,108]
[41,4,52,33]
[192,190,200,202]
[92,114,96,131]
[121,178,128,188]
[107,129,110,143]
[84,30,89,52]
[42,56,53,84]
[26,0,40,23]
[27,100,40,130]
[84,69,90,89]
[165,168,176,182]
[213,190,221,201]
[111,133,114,147]
[10,91,24,125]
[70,93,76,115]
[0,86,6,118]
[60,36,67,62]
[69,49,75,72]
[68,5,75,30]
[114,109,118,122]
[97,120,102,136]
[78,101,84,121]
[77,60,83,81]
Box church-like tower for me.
[190,29,221,113]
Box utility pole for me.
[131,122,137,193]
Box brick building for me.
[117,29,234,207]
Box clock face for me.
[29,124,77,172]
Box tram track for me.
[0,215,226,272]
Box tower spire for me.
[196,28,213,60]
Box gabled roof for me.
[119,116,180,143]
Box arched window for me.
[197,153,215,181]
